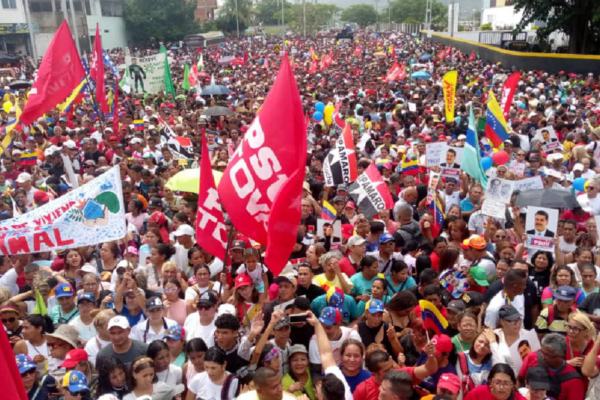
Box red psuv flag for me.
[20,21,85,125]
[0,328,28,400]
[469,50,476,62]
[218,56,306,276]
[90,23,108,114]
[309,58,318,74]
[196,134,227,260]
[348,163,394,220]
[500,72,521,119]
[188,63,199,87]
[384,62,402,82]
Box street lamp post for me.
[235,0,239,38]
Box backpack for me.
[221,373,239,400]
[457,352,476,395]
[536,351,581,399]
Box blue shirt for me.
[350,273,379,296]
[416,351,457,393]
[386,276,417,294]
[460,198,476,212]
[342,368,371,392]
[120,305,146,327]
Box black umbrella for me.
[514,189,579,209]
[200,84,232,96]
[8,80,31,90]
[202,106,234,116]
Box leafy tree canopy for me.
[341,4,378,28]
[386,0,446,28]
[215,0,254,34]
[124,0,200,45]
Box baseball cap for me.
[366,299,385,314]
[196,291,218,307]
[235,273,253,289]
[447,300,466,314]
[61,370,89,392]
[55,283,75,298]
[555,285,577,301]
[164,325,185,340]
[431,334,453,355]
[64,140,77,149]
[274,273,297,286]
[107,315,130,330]
[469,266,489,287]
[379,233,394,244]
[326,286,344,308]
[526,367,551,391]
[77,292,95,304]
[146,296,164,311]
[499,305,522,321]
[15,354,36,374]
[289,344,308,356]
[173,224,194,237]
[348,235,366,247]
[16,172,32,183]
[319,307,342,326]
[148,198,162,209]
[462,291,485,307]
[337,184,349,192]
[274,316,290,330]
[59,349,89,368]
[231,240,246,250]
[345,201,355,209]
[438,373,460,394]
[333,195,345,203]
[468,235,487,250]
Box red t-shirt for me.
[464,385,527,400]
[353,368,417,400]
[49,136,67,146]
[429,252,440,271]
[518,351,585,400]
[338,256,359,278]
[560,209,590,232]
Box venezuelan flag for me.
[428,196,445,238]
[321,200,337,221]
[419,299,448,335]
[484,91,509,148]
[134,119,145,131]
[20,152,38,166]
[399,153,418,176]
[58,79,88,113]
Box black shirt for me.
[578,292,600,317]
[485,279,540,330]
[529,267,551,299]
[357,321,395,356]
[295,284,326,303]
[219,343,250,373]
[290,323,315,350]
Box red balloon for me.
[492,150,510,165]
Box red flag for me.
[500,72,521,119]
[112,86,119,133]
[309,58,318,74]
[19,21,85,125]
[437,49,446,60]
[218,56,306,276]
[243,50,248,64]
[0,328,28,400]
[384,62,402,82]
[264,57,269,70]
[188,63,199,87]
[333,101,346,129]
[469,50,475,62]
[90,23,108,114]
[196,134,227,260]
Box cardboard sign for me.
[514,176,544,192]
[525,206,559,251]
[535,126,561,152]
[482,199,507,219]
[485,178,514,204]
[426,142,446,167]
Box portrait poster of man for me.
[525,206,559,251]
[316,219,342,249]
[535,126,561,152]
[485,178,514,204]
[439,269,469,299]
[440,146,463,178]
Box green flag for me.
[159,45,175,97]
[182,64,191,91]
[32,289,47,316]
[119,65,131,93]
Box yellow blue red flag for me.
[321,200,337,221]
[419,299,448,335]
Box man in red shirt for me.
[354,342,438,400]
[518,333,585,400]
[338,235,365,277]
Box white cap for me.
[16,172,32,183]
[173,224,194,237]
[217,303,237,318]
[107,315,129,330]
[97,395,119,400]
[131,138,143,145]
[573,163,584,172]
[457,134,466,140]
[347,235,366,247]
[64,140,77,150]
[80,264,99,277]
[148,125,156,130]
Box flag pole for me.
[218,226,236,297]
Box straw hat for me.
[46,324,80,349]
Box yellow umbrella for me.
[165,168,223,194]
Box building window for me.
[1,0,17,9]
[100,0,123,17]
[30,1,53,12]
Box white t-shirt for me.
[83,335,111,366]
[173,243,195,272]
[188,371,238,400]
[237,391,297,400]
[559,236,577,255]
[156,364,183,385]
[184,282,222,303]
[324,366,353,400]
[493,328,540,376]
[308,326,361,365]
[236,263,268,289]
[129,317,177,344]
[484,291,525,329]
[567,262,600,284]
[442,190,461,213]
[0,268,19,296]
[68,316,97,342]
[183,312,215,347]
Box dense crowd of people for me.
[2,26,600,400]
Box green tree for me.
[386,0,446,26]
[511,0,600,53]
[124,0,199,45]
[215,0,254,35]
[281,3,340,34]
[341,4,378,28]
[256,0,292,26]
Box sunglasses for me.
[2,317,16,324]
[21,369,36,377]
[197,304,212,310]
[69,390,89,397]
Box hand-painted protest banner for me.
[0,166,125,255]
[123,53,167,94]
[425,142,445,167]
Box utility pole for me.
[424,0,432,31]
[374,0,379,31]
[23,0,37,62]
[235,0,239,38]
[303,0,306,38]
[282,0,285,43]
[450,0,455,37]
[68,0,81,54]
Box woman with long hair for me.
[13,314,53,374]
[182,338,208,389]
[438,246,460,275]
[232,273,262,334]
[186,348,238,400]
[282,344,316,399]
[456,329,498,392]
[145,243,175,294]
[464,363,526,400]
[399,317,428,367]
[541,265,584,308]
[123,357,158,400]
[96,356,129,399]
[162,277,187,326]
[579,264,599,297]
[448,220,469,247]
[139,228,164,267]
[305,244,326,275]
[383,290,418,337]
[528,251,553,298]
[386,260,416,296]
[148,340,183,385]
[339,339,370,392]
[59,249,85,289]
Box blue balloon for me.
[574,177,587,192]
[481,157,493,171]
[313,111,323,122]
[315,102,325,112]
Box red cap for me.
[235,273,253,288]
[424,136,432,142]
[438,373,461,394]
[438,135,447,141]
[33,191,49,204]
[240,126,249,133]
[109,136,118,141]
[59,349,88,368]
[383,132,392,138]
[436,124,445,130]
[134,100,142,105]
[345,201,355,209]
[431,334,453,355]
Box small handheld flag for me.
[419,299,448,335]
[485,91,510,148]
[134,119,144,131]
[321,200,337,221]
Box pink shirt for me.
[165,298,187,327]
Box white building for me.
[481,5,536,30]
[0,0,36,56]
